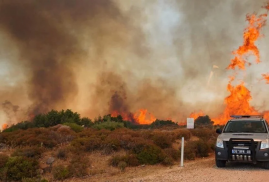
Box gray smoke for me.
[0,0,269,125]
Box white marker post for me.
[180,137,184,167]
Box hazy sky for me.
[1,0,269,126]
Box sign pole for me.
[180,137,184,167]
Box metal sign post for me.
[180,137,184,167]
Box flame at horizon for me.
[1,123,8,131]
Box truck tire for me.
[216,160,226,168]
[263,161,269,169]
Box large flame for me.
[227,13,267,70]
[213,7,269,125]
[134,109,156,124]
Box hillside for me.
[0,123,217,181]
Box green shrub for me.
[137,145,164,165]
[5,156,39,181]
[63,122,83,133]
[93,121,124,131]
[52,165,70,180]
[68,155,89,177]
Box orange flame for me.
[189,111,204,120]
[1,123,8,131]
[134,109,156,124]
[111,109,156,124]
[227,14,267,70]
[262,73,269,83]
[213,8,268,125]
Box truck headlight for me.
[260,139,269,149]
[216,138,224,148]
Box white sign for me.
[187,118,194,129]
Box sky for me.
[1,0,269,126]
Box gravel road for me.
[75,155,269,182]
[128,157,269,182]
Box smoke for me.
[2,100,19,122]
[0,0,269,124]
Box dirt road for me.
[87,156,269,182]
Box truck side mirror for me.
[216,128,222,134]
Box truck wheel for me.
[263,162,269,169]
[216,160,226,168]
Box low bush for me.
[93,121,124,131]
[52,165,70,180]
[161,156,174,166]
[118,161,127,171]
[109,155,126,167]
[136,145,165,165]
[164,148,181,161]
[63,122,83,133]
[56,148,68,160]
[173,129,192,140]
[125,154,140,167]
[68,155,89,177]
[181,141,196,160]
[190,128,217,141]
[5,156,39,181]
[195,139,210,157]
[152,132,173,149]
[12,147,43,159]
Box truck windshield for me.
[224,120,267,133]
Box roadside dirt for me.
[69,154,269,182]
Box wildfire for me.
[1,123,8,131]
[111,109,156,124]
[213,5,269,125]
[189,111,204,120]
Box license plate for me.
[232,149,251,154]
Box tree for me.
[195,115,214,128]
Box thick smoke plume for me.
[1,0,269,125]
